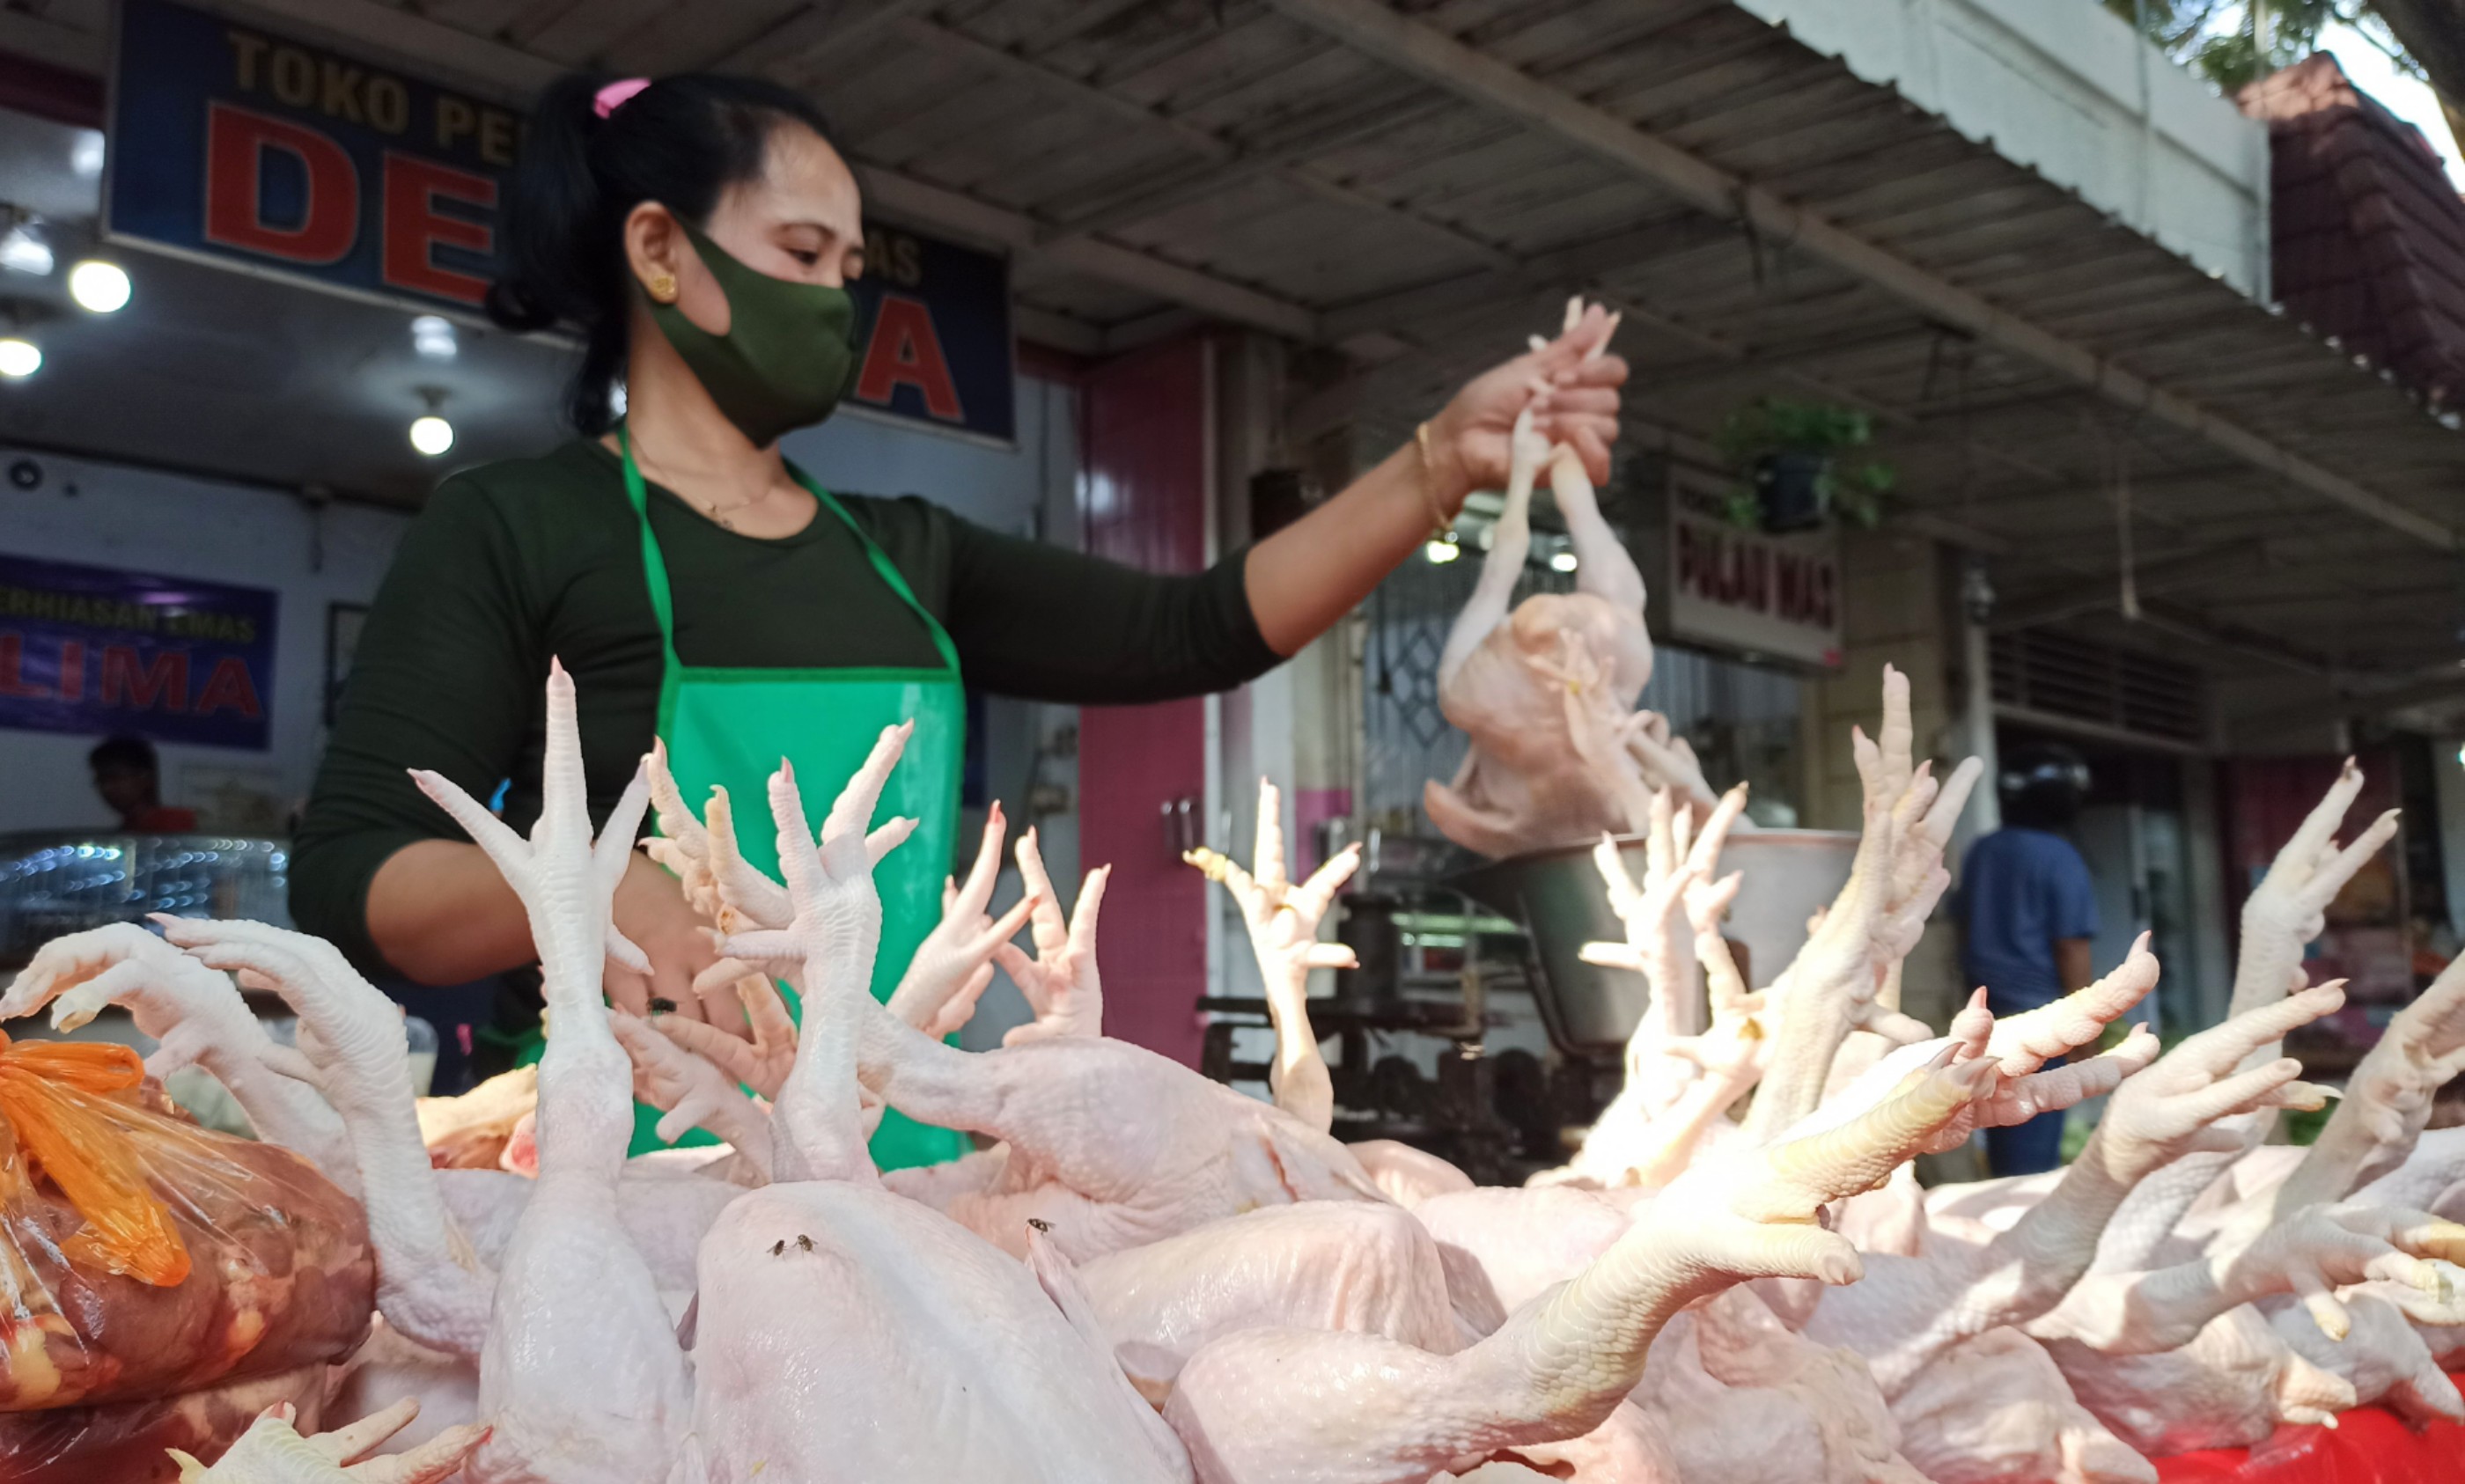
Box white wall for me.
[781,381,1074,538]
[0,379,1078,842]
[1738,0,2272,296]
[0,448,410,834]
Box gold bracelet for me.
[1415,422,1454,541]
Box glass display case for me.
[0,832,290,967]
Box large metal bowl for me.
[1452,828,1857,1061]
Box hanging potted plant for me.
[1713,398,1895,533]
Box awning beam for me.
[1263,0,2458,553]
[13,0,1327,346]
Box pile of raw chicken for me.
[8,315,2465,1484]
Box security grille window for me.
[1990,629,2205,743]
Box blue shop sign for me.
[0,553,278,751]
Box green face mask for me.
[646,219,862,448]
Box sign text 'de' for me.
[108,0,1019,443]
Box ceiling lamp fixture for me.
[68,259,129,313]
[409,413,454,456]
[1424,537,1460,564]
[1549,550,1579,573]
[409,386,454,456]
[0,338,42,378]
[410,314,457,360]
[0,222,52,277]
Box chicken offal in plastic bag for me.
[0,1033,373,1411]
[0,1362,324,1483]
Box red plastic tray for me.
[2155,1377,2465,1484]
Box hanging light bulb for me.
[409,385,454,456]
[1424,538,1460,564]
[0,339,40,378]
[1549,550,1578,573]
[68,259,130,313]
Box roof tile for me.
[2241,54,2465,407]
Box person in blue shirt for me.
[1958,742,2100,1174]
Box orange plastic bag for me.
[0,1037,194,1287]
[0,1033,373,1411]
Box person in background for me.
[1958,741,2098,1175]
[88,736,197,833]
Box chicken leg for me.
[1805,981,2343,1396]
[410,660,690,1484]
[1161,1051,1993,1483]
[1186,777,1360,1132]
[3,922,349,1186]
[158,917,495,1364]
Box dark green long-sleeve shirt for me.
[293,437,1274,973]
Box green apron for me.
[520,430,969,1170]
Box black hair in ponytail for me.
[487,73,835,434]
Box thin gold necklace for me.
[634,430,772,532]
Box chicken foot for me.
[2272,949,2465,1216]
[158,917,496,1363]
[1745,666,1979,1141]
[411,659,690,1483]
[1186,777,1361,1133]
[1806,982,2343,1396]
[2087,768,2396,1276]
[3,922,348,1185]
[170,1397,488,1484]
[2035,1200,2465,1356]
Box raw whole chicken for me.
[42,725,2446,1484]
[95,657,2012,1480]
[1424,301,1716,858]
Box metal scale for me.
[1198,830,1578,1184]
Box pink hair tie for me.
[593,77,651,119]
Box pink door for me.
[1077,336,1210,1066]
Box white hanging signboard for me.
[1667,493,1844,668]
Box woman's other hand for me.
[608,850,733,1033]
[1422,297,1628,511]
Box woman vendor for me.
[290,71,1629,1166]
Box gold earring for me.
[649,272,678,303]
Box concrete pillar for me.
[2181,755,2233,1031]
[2434,738,2465,943]
[1798,527,1970,1030]
[1209,333,1365,1001]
